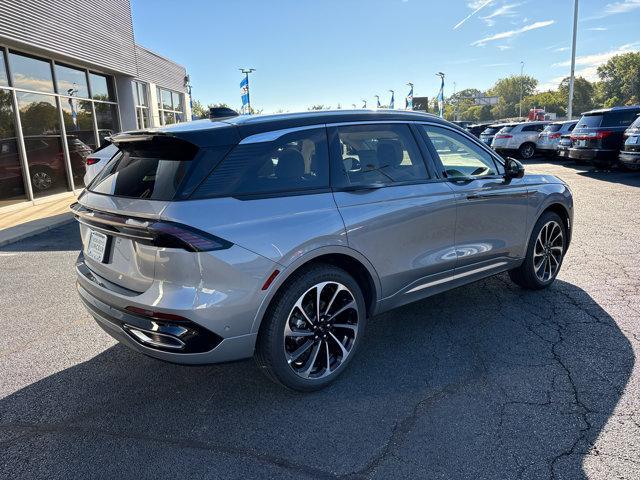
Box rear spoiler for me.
[106,131,166,145]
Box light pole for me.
[568,0,579,119]
[239,68,255,114]
[519,61,525,119]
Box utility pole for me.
[519,61,525,119]
[568,0,579,119]
[239,68,255,114]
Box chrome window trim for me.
[239,124,326,144]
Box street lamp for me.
[568,0,579,119]
[519,61,525,119]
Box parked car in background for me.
[83,143,119,186]
[569,106,640,167]
[556,134,573,160]
[536,120,577,156]
[492,121,550,159]
[466,122,493,138]
[479,124,505,146]
[619,113,640,170]
[72,110,573,391]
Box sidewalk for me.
[0,195,77,247]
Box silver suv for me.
[536,120,578,155]
[492,121,550,159]
[73,110,573,391]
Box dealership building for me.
[0,0,192,211]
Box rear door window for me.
[602,110,640,127]
[332,124,429,186]
[192,128,329,198]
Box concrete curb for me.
[0,213,74,248]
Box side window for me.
[567,123,576,132]
[334,124,428,186]
[193,128,329,198]
[420,125,502,178]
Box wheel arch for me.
[250,247,381,335]
[541,202,572,248]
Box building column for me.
[114,75,137,131]
[184,92,192,121]
[148,82,160,127]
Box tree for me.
[308,105,329,110]
[559,77,595,116]
[523,90,566,118]
[487,75,538,119]
[597,52,640,105]
[191,99,208,119]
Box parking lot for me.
[1,157,639,479]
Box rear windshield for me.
[629,115,640,129]
[88,137,199,200]
[481,127,500,135]
[576,115,602,128]
[543,124,562,133]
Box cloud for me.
[604,0,640,14]
[550,43,640,82]
[454,0,494,30]
[471,20,555,46]
[496,45,513,50]
[554,46,570,52]
[588,27,608,31]
[480,2,520,26]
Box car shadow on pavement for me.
[0,222,82,253]
[0,276,634,479]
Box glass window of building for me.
[157,87,184,125]
[55,64,89,99]
[61,98,95,187]
[89,72,115,101]
[9,52,55,93]
[133,81,150,129]
[94,102,119,147]
[0,89,27,206]
[0,50,8,86]
[16,92,70,197]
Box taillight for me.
[496,134,512,139]
[86,157,100,165]
[549,133,561,139]
[148,221,233,252]
[571,130,613,141]
[594,130,613,140]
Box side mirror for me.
[505,157,525,179]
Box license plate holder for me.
[86,230,109,263]
[577,139,587,147]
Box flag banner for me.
[405,85,413,110]
[68,97,78,128]
[389,91,394,109]
[436,77,445,118]
[240,76,249,107]
[375,96,381,108]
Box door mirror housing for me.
[504,157,525,179]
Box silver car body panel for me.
[492,122,550,151]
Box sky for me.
[130,0,640,113]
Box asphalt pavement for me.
[1,158,639,479]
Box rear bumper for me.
[568,148,618,162]
[619,150,640,166]
[78,281,257,364]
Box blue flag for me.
[405,84,413,110]
[389,90,395,109]
[240,76,249,107]
[375,95,381,108]
[436,77,445,118]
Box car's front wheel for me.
[509,211,566,289]
[255,265,366,391]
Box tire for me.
[509,211,567,290]
[31,168,55,192]
[255,264,367,391]
[518,143,536,160]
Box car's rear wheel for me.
[518,143,536,160]
[509,211,566,289]
[255,265,366,391]
[31,168,54,191]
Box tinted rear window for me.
[602,110,640,127]
[481,127,500,135]
[192,128,329,199]
[577,115,603,128]
[88,137,199,200]
[543,124,562,133]
[630,115,640,128]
